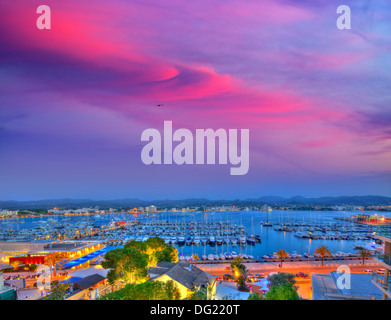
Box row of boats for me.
[261,250,371,260]
[92,220,261,246]
[178,251,255,262]
[163,235,261,246]
[101,234,261,246]
[271,223,380,241]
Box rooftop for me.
[43,240,104,252]
[312,272,383,300]
[0,240,103,253]
[74,274,106,289]
[213,283,251,300]
[148,261,215,290]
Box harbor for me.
[0,210,390,266]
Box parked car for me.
[223,274,234,280]
[296,272,309,278]
[377,269,385,275]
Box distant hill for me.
[1,195,391,209]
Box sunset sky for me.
[1,0,390,200]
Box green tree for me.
[43,282,71,300]
[145,237,171,267]
[125,241,147,253]
[314,245,332,266]
[192,254,199,267]
[268,273,296,287]
[275,249,289,268]
[264,283,300,300]
[358,249,371,266]
[125,238,178,266]
[247,293,263,300]
[102,247,148,284]
[232,256,244,264]
[231,260,249,292]
[187,287,208,300]
[99,280,181,300]
[156,245,179,264]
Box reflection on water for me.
[1,210,389,257]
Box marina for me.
[1,210,390,265]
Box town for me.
[0,202,390,301]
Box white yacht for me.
[193,237,201,246]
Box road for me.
[199,259,382,300]
[198,259,381,277]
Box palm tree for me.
[275,249,289,268]
[358,249,371,266]
[192,253,199,267]
[314,245,332,266]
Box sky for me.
[0,0,391,201]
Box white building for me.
[0,210,18,217]
[145,205,157,213]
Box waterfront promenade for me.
[198,259,380,276]
[200,259,381,300]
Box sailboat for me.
[262,209,273,227]
[202,239,207,260]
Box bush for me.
[99,280,181,300]
[264,283,300,300]
[248,293,263,300]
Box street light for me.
[307,240,311,276]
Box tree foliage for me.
[187,287,208,300]
[268,273,296,287]
[99,280,181,300]
[155,244,179,264]
[230,260,249,292]
[247,293,263,300]
[43,282,71,300]
[264,283,300,300]
[275,249,289,268]
[358,249,371,265]
[314,245,332,266]
[102,237,179,285]
[125,237,178,267]
[102,247,148,284]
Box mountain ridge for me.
[1,195,391,209]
